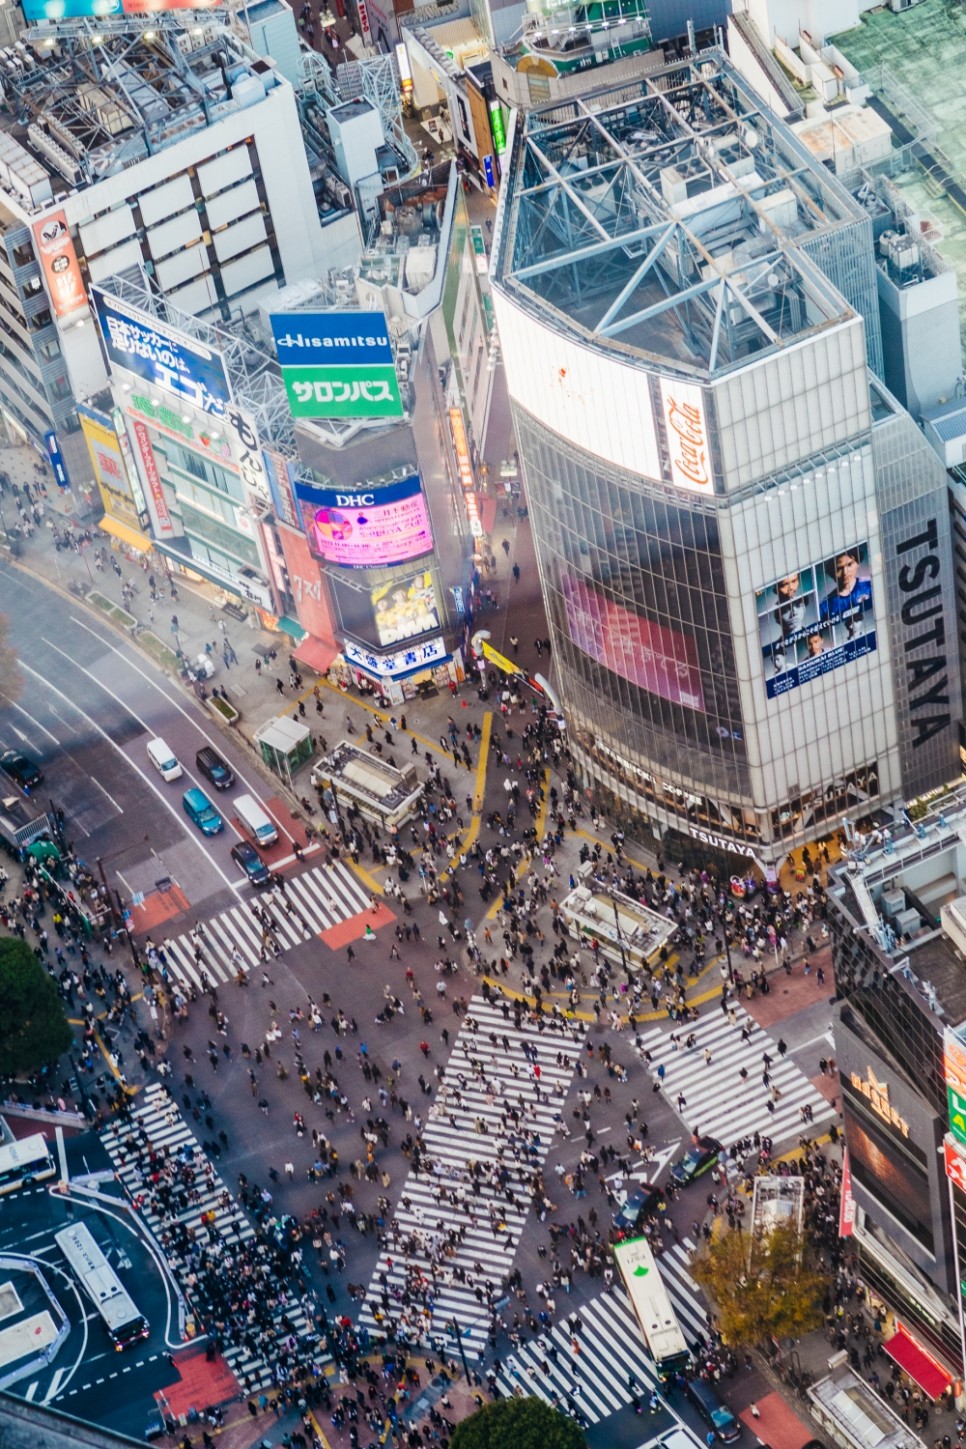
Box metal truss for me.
[100,270,345,461]
[14,18,257,176]
[501,50,856,374]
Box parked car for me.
[231,840,270,888]
[670,1136,723,1186]
[612,1182,660,1235]
[0,747,43,792]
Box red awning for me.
[883,1325,952,1400]
[292,636,340,675]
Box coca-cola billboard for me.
[660,378,713,495]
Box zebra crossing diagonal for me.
[99,1083,315,1391]
[497,1243,707,1425]
[159,862,373,989]
[358,994,588,1357]
[635,1005,834,1150]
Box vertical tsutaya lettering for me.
[896,517,949,747]
[665,397,710,491]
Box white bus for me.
[613,1234,691,1381]
[55,1221,149,1350]
[0,1133,56,1195]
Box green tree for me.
[451,1397,586,1449]
[0,613,22,711]
[691,1216,827,1350]
[0,938,72,1077]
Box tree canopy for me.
[691,1216,826,1350]
[0,938,72,1078]
[451,1397,586,1449]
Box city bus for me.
[613,1234,691,1381]
[54,1221,149,1350]
[0,1133,56,1195]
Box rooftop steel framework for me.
[495,51,874,376]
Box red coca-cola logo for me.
[666,396,709,490]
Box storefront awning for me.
[99,515,151,552]
[883,1325,952,1400]
[278,615,306,641]
[293,636,340,675]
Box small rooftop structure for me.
[808,1357,925,1449]
[559,877,677,972]
[0,22,284,199]
[254,715,315,780]
[311,740,423,829]
[749,1174,804,1241]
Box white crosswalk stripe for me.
[158,863,373,989]
[359,994,588,1357]
[496,1248,708,1425]
[636,1006,834,1148]
[99,1082,317,1391]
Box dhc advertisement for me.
[295,475,433,569]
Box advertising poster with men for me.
[756,543,876,699]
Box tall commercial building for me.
[0,19,359,454]
[490,52,961,865]
[827,792,966,1386]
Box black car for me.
[612,1182,660,1235]
[231,840,270,887]
[196,745,234,790]
[0,748,43,793]
[670,1136,723,1186]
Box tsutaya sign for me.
[660,378,712,495]
[850,1066,910,1138]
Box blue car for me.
[182,786,224,836]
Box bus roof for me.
[614,1234,689,1365]
[0,1133,51,1168]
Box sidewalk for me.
[0,443,542,864]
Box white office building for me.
[0,19,360,454]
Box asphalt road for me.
[0,557,294,917]
[0,1136,182,1438]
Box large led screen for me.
[295,475,433,569]
[372,573,440,645]
[756,543,876,700]
[561,572,705,713]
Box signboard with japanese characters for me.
[92,287,233,413]
[344,636,447,678]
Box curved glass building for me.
[490,53,960,862]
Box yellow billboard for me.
[79,409,146,537]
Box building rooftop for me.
[0,20,283,206]
[827,784,966,1031]
[493,50,864,377]
[832,0,966,338]
[809,1360,924,1449]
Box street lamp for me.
[447,1318,472,1385]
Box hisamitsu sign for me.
[270,310,394,367]
[271,309,404,420]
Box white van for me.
[147,737,183,782]
[234,793,278,847]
